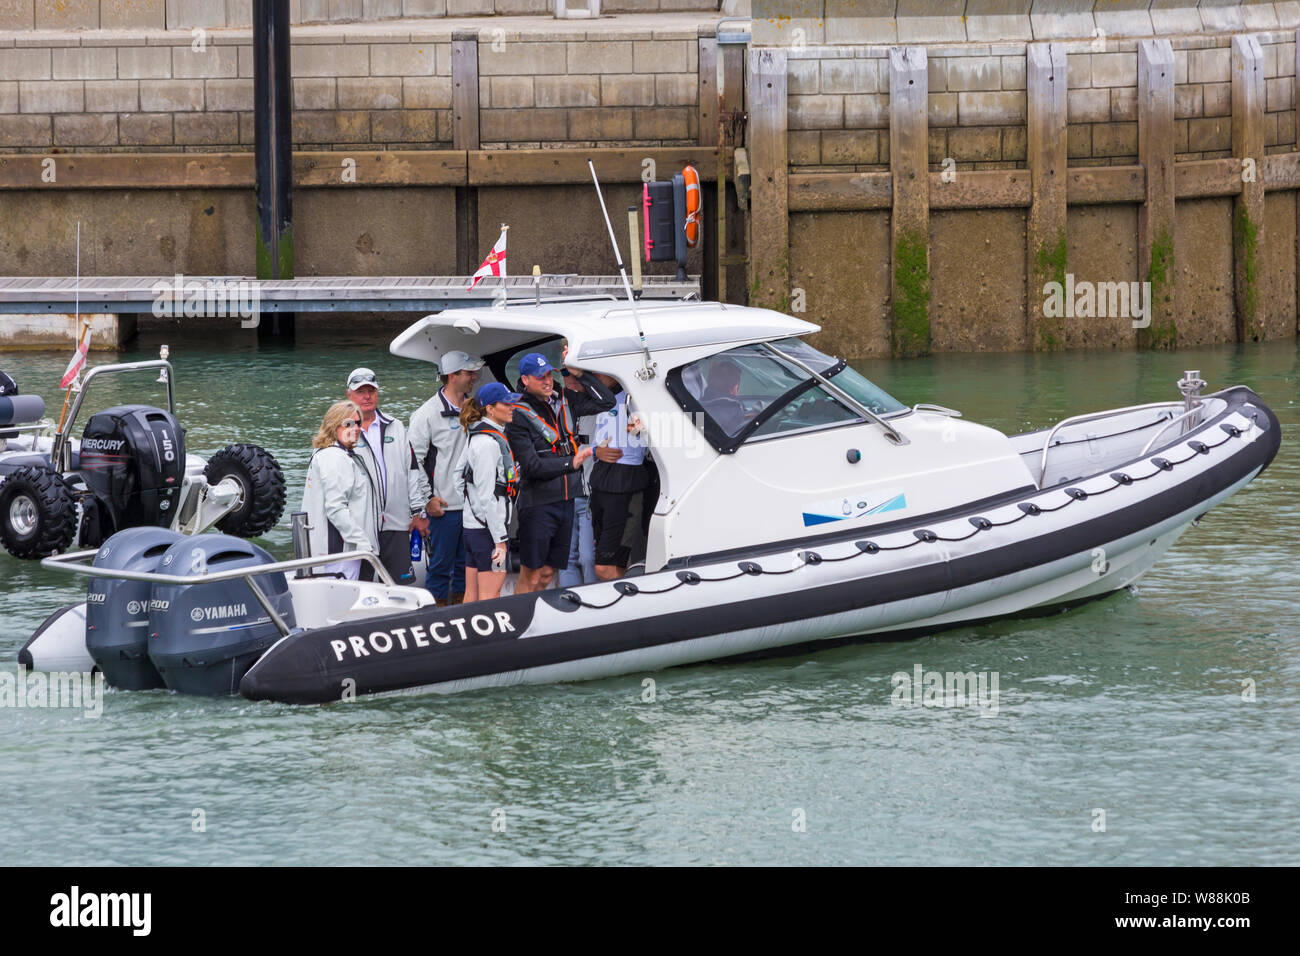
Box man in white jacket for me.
[346,368,437,584]
[407,350,483,605]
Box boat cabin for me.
[390,299,1039,570]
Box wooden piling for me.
[699,30,718,300]
[718,39,747,304]
[698,32,719,150]
[1026,42,1068,351]
[1137,39,1176,348]
[747,47,789,312]
[889,46,930,358]
[1232,34,1265,342]
[453,30,480,277]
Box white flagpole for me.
[72,221,83,392]
[588,159,655,380]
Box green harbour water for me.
[1,327,1296,865]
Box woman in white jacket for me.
[301,400,380,580]
[456,382,522,602]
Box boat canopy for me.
[389,300,820,370]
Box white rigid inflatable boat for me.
[21,300,1282,703]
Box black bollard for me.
[254,0,295,341]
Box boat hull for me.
[240,386,1280,704]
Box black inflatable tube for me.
[241,388,1279,704]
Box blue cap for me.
[478,382,522,407]
[518,353,555,379]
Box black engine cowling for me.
[79,404,186,534]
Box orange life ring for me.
[683,165,702,248]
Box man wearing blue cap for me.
[506,348,615,593]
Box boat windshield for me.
[669,337,907,452]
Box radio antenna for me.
[588,159,655,381]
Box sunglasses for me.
[341,419,361,428]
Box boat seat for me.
[0,393,46,427]
[287,577,435,629]
[702,395,746,435]
[0,452,54,476]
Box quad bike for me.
[0,360,285,559]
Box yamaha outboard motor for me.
[79,404,186,536]
[148,534,295,696]
[85,527,184,690]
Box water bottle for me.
[410,527,422,562]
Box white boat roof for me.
[389,299,821,366]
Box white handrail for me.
[41,547,393,586]
[41,548,395,637]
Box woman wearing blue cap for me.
[455,382,522,603]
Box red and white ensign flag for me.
[60,321,92,390]
[468,225,508,289]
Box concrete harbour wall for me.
[0,1,722,32]
[3,2,1300,357]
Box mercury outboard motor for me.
[85,527,184,690]
[147,534,295,696]
[79,404,186,536]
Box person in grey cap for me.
[345,367,437,584]
[407,350,484,604]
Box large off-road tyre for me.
[0,466,77,559]
[203,443,286,538]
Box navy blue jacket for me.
[506,374,615,509]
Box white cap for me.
[346,367,378,390]
[439,350,485,375]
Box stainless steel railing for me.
[40,548,395,638]
[1139,405,1206,457]
[52,359,175,470]
[1036,401,1184,487]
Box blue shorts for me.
[517,500,574,571]
[464,527,499,573]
